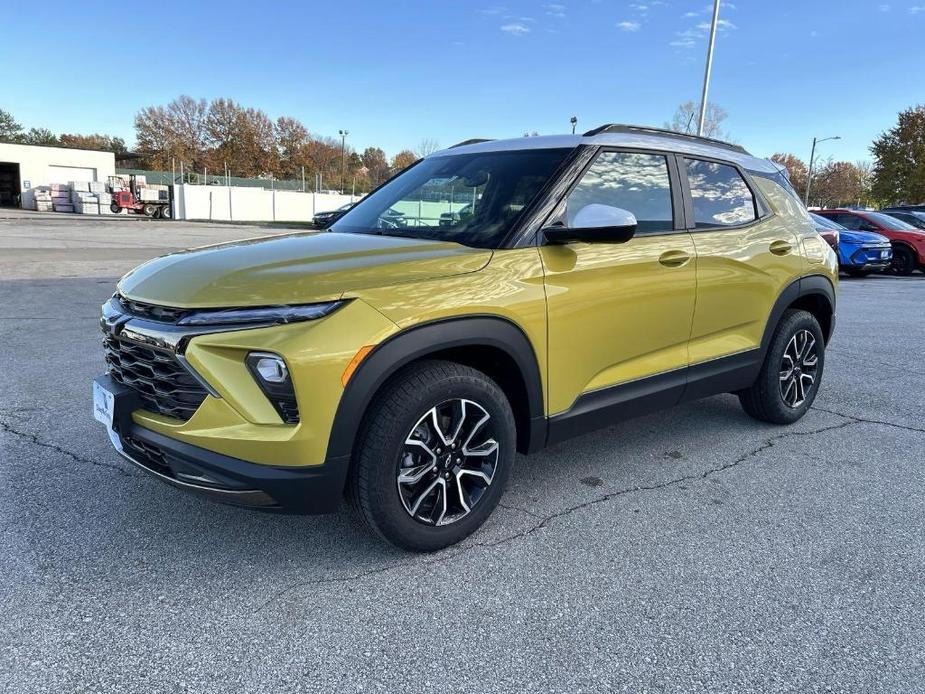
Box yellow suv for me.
[93,125,837,550]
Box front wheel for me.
[110,203,122,214]
[349,360,516,551]
[738,309,825,424]
[891,245,916,276]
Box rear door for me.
[683,156,805,369]
[540,149,697,416]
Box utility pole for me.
[339,129,349,194]
[697,0,721,136]
[804,135,841,207]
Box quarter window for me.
[685,159,757,228]
[566,152,675,234]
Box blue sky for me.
[2,1,923,163]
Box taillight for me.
[819,229,839,251]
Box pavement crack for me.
[810,406,925,434]
[254,417,857,612]
[0,417,134,477]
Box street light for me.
[697,0,721,136]
[570,116,578,134]
[804,135,841,207]
[338,129,349,194]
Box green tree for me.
[0,108,23,141]
[59,133,126,152]
[23,127,59,146]
[870,104,925,204]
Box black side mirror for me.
[543,204,638,244]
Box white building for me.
[0,142,116,209]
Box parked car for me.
[438,203,474,226]
[814,208,925,275]
[880,208,925,230]
[94,125,837,550]
[810,213,892,277]
[312,202,356,228]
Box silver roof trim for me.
[429,132,779,174]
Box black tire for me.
[738,309,825,425]
[349,359,516,551]
[891,245,916,276]
[845,268,870,278]
[160,204,172,219]
[110,203,121,214]
[143,203,157,217]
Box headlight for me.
[177,301,343,327]
[245,352,299,424]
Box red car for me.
[814,209,925,276]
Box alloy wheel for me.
[779,329,818,408]
[397,398,499,526]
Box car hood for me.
[117,231,492,308]
[839,229,890,244]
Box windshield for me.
[811,213,844,231]
[866,212,917,230]
[331,148,572,248]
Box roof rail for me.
[449,138,495,149]
[583,124,749,155]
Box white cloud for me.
[478,6,506,15]
[544,2,566,17]
[909,4,925,12]
[878,4,891,10]
[500,22,531,34]
[617,20,642,30]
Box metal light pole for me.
[570,116,578,134]
[338,129,349,194]
[697,0,721,136]
[804,135,841,207]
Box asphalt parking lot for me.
[1,210,923,693]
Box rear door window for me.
[685,159,758,228]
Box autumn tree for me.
[770,153,809,200]
[811,161,864,208]
[391,149,418,172]
[275,116,310,179]
[666,101,730,140]
[361,147,390,185]
[0,108,23,141]
[135,95,209,170]
[870,104,925,204]
[59,133,126,152]
[205,99,277,177]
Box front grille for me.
[104,334,208,420]
[117,295,188,323]
[123,435,171,475]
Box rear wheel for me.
[160,204,172,219]
[143,203,157,217]
[891,245,916,276]
[349,360,516,551]
[738,309,825,424]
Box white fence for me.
[171,184,473,225]
[172,184,355,223]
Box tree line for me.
[3,100,924,203]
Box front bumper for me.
[843,245,892,270]
[96,374,349,513]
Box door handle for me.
[658,250,691,268]
[770,240,793,256]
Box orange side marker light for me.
[342,345,375,387]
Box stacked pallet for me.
[50,183,73,212]
[139,184,169,202]
[98,191,114,215]
[71,190,100,215]
[33,188,54,212]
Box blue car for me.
[810,213,892,277]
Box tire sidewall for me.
[360,370,516,551]
[765,311,825,421]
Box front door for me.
[540,149,697,418]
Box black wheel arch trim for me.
[326,315,547,468]
[760,274,836,353]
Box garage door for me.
[48,165,97,183]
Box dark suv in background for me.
[815,209,925,275]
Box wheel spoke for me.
[398,461,435,486]
[458,468,492,485]
[409,478,442,516]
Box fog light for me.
[254,356,288,383]
[245,352,299,424]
